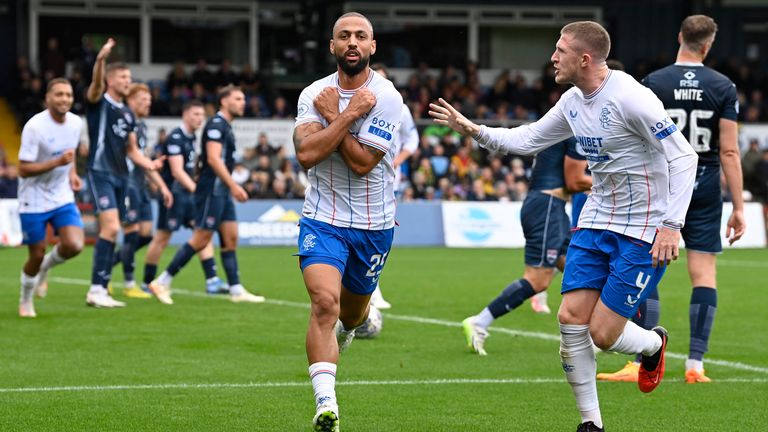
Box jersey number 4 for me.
[666,109,714,153]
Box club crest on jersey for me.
[599,107,611,128]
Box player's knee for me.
[310,292,340,323]
[557,306,581,325]
[100,223,120,241]
[60,237,84,258]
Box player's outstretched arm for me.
[86,38,116,104]
[719,118,746,245]
[430,97,571,155]
[205,141,248,203]
[429,98,480,137]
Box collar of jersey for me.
[215,111,231,125]
[104,92,124,108]
[674,61,704,67]
[335,69,374,95]
[584,69,613,100]
[180,123,194,138]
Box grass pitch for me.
[0,246,766,431]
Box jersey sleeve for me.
[398,104,419,154]
[475,93,573,155]
[355,88,403,154]
[165,132,185,157]
[720,82,738,121]
[204,120,226,144]
[18,120,40,162]
[294,85,324,127]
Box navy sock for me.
[200,257,218,280]
[689,286,717,361]
[220,250,240,286]
[487,279,535,318]
[121,232,139,282]
[137,235,152,251]
[633,286,660,362]
[144,263,158,285]
[91,238,115,287]
[166,243,197,277]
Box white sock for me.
[309,362,337,408]
[474,307,495,329]
[608,321,662,356]
[124,280,136,289]
[229,284,244,296]
[20,271,37,303]
[89,284,106,295]
[686,358,704,371]
[157,271,173,286]
[560,323,602,429]
[41,244,66,272]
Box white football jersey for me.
[18,110,83,213]
[295,70,402,230]
[476,70,697,244]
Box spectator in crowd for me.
[191,58,214,91]
[231,163,251,186]
[166,61,189,90]
[215,59,238,88]
[272,96,293,119]
[41,37,66,78]
[743,139,762,196]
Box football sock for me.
[633,287,660,363]
[166,242,196,277]
[608,320,662,356]
[200,257,218,280]
[91,238,115,287]
[156,271,172,287]
[144,263,158,286]
[689,286,717,362]
[121,232,139,283]
[220,250,240,286]
[560,323,602,429]
[475,307,495,329]
[40,244,66,272]
[229,284,245,296]
[20,271,36,303]
[686,358,704,371]
[487,278,535,319]
[309,362,338,408]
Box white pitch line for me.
[36,276,768,375]
[1,377,766,394]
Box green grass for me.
[0,246,766,431]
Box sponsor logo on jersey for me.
[650,117,678,140]
[569,110,578,119]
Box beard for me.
[336,52,369,76]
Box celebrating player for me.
[142,100,227,294]
[597,14,744,385]
[293,12,402,431]
[85,38,166,308]
[462,137,591,355]
[148,85,264,305]
[17,78,85,317]
[430,21,697,431]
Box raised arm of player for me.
[564,155,592,193]
[293,87,376,170]
[169,154,196,193]
[719,118,745,245]
[430,97,572,155]
[205,140,248,202]
[86,38,115,104]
